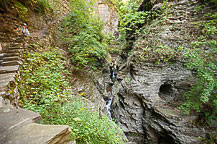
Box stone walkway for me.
[0,37,71,144]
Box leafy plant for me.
[113,0,150,38]
[52,100,126,144]
[178,5,217,124]
[61,0,107,69]
[194,5,204,12]
[199,133,217,144]
[33,0,54,14]
[13,2,28,20]
[179,40,217,124]
[202,22,217,36]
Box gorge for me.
[0,0,216,144]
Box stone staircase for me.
[0,37,71,144]
[0,106,71,144]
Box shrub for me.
[180,40,217,125]
[61,0,107,69]
[13,2,28,20]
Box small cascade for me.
[106,96,113,120]
[105,82,113,120]
[105,63,118,120]
[110,63,117,83]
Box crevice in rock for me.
[125,132,145,144]
[158,81,176,102]
[158,132,175,144]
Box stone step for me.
[0,86,9,92]
[0,65,19,74]
[4,53,20,57]
[0,91,6,97]
[0,54,4,60]
[0,73,16,81]
[7,46,23,50]
[0,107,42,143]
[0,79,13,91]
[13,38,24,43]
[1,60,22,66]
[3,123,71,144]
[10,43,23,47]
[0,96,5,107]
[3,49,24,53]
[68,141,76,144]
[3,56,20,62]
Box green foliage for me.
[202,22,217,36]
[179,40,217,124]
[118,0,148,35]
[135,43,183,63]
[178,8,217,125]
[51,100,126,144]
[20,46,71,116]
[32,0,54,14]
[199,133,217,144]
[13,2,28,20]
[194,5,205,12]
[61,0,107,69]
[37,0,50,8]
[20,44,126,143]
[113,0,151,38]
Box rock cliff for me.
[95,0,217,143]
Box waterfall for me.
[106,96,113,120]
[105,64,117,120]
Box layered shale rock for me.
[101,0,217,143]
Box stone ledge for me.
[3,123,71,144]
[0,107,41,136]
[0,65,19,74]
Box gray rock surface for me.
[111,61,206,144]
[0,65,19,74]
[4,123,71,144]
[101,0,217,143]
[97,0,119,35]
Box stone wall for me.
[96,0,119,35]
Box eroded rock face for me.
[111,62,208,144]
[106,0,217,143]
[92,0,217,143]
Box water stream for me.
[106,96,113,120]
[105,64,117,120]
